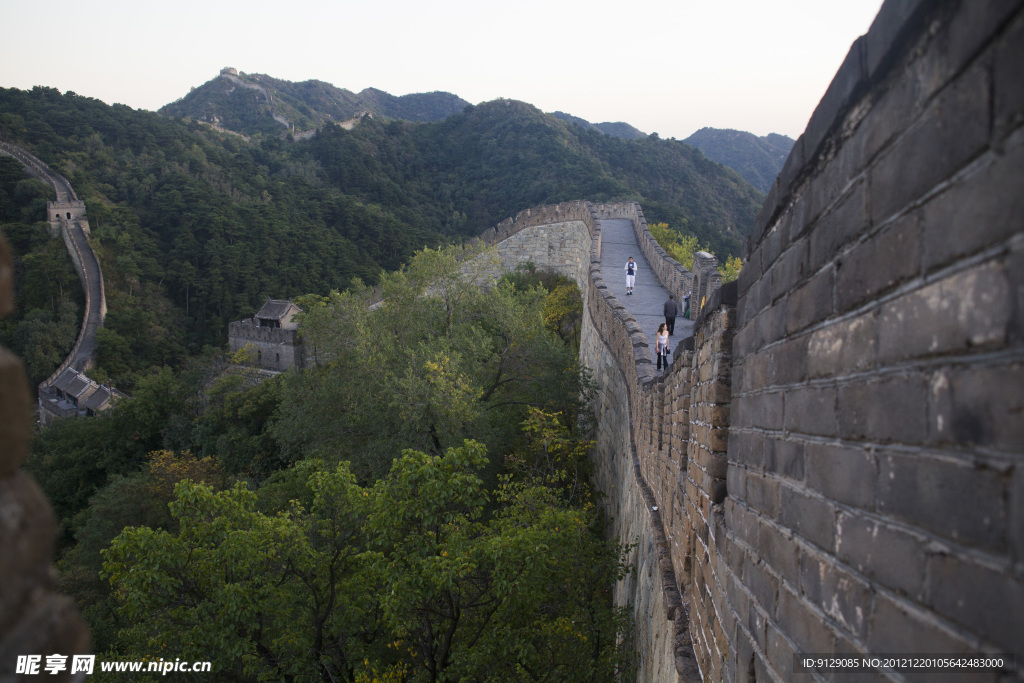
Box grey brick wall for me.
[726,0,1024,679]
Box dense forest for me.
[160,71,472,137]
[1,85,761,387]
[683,127,795,193]
[1,84,764,680]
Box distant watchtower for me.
[228,299,305,372]
[220,67,239,77]
[46,199,88,236]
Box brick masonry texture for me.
[480,1,1024,680]
[727,0,1024,679]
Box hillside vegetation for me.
[0,81,770,680]
[683,127,794,193]
[1,86,760,390]
[160,70,470,137]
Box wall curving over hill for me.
[477,0,1024,679]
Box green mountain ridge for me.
[159,69,471,137]
[1,86,761,389]
[549,111,647,139]
[683,127,795,193]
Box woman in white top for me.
[656,323,670,372]
[625,257,637,295]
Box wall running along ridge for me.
[481,0,1024,679]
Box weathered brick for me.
[805,443,876,510]
[837,211,922,312]
[807,313,876,379]
[769,237,811,303]
[743,553,780,616]
[748,603,767,652]
[836,511,926,599]
[765,621,800,682]
[777,584,837,656]
[927,552,1024,653]
[869,60,991,225]
[727,465,748,506]
[838,373,928,443]
[863,0,929,77]
[784,385,838,437]
[745,471,780,519]
[733,622,756,683]
[857,50,920,166]
[879,260,1011,363]
[755,298,789,348]
[798,549,825,606]
[922,142,1024,271]
[758,519,799,585]
[729,429,764,471]
[809,181,868,273]
[867,591,971,655]
[736,391,781,433]
[876,450,1008,551]
[764,437,805,481]
[817,561,873,640]
[761,222,787,274]
[1011,465,1024,568]
[803,36,866,182]
[781,485,836,551]
[737,246,763,298]
[994,9,1024,141]
[929,363,1024,452]
[786,266,835,334]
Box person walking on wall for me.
[663,294,679,335]
[656,323,671,372]
[625,257,637,295]
[683,289,691,319]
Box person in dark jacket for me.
[663,295,679,335]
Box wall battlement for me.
[484,1,1024,679]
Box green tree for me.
[103,439,633,682]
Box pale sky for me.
[0,0,884,141]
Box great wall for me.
[1,0,1021,679]
[475,0,1024,678]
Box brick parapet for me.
[728,0,1024,678]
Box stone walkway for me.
[596,218,693,371]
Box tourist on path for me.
[663,295,679,335]
[625,257,637,295]
[683,289,691,319]
[656,323,671,372]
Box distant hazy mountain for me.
[159,69,470,137]
[550,112,646,139]
[683,128,795,193]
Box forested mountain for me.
[1,85,760,389]
[683,127,795,192]
[2,83,765,678]
[549,111,647,139]
[159,69,470,137]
